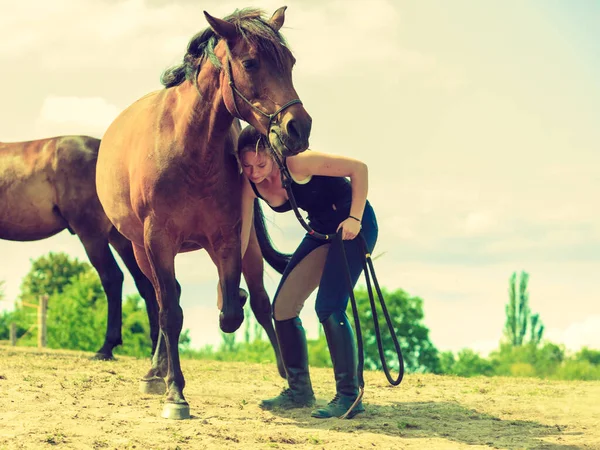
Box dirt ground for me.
[0,346,598,450]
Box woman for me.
[237,125,378,419]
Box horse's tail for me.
[254,199,290,274]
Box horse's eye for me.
[242,59,259,71]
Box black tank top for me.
[249,161,353,233]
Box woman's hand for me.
[337,217,361,240]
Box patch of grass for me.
[397,421,419,430]
[308,435,323,444]
[44,431,66,445]
[171,432,190,444]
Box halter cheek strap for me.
[192,43,302,138]
[224,56,302,131]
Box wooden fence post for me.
[38,295,48,348]
[10,322,17,346]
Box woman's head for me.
[238,125,276,183]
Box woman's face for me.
[241,149,275,184]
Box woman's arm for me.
[287,151,369,221]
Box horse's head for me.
[204,7,312,158]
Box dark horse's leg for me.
[108,228,160,356]
[242,222,285,378]
[138,222,190,419]
[77,233,125,360]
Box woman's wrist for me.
[348,214,361,223]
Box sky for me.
[1,0,599,356]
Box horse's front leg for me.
[209,227,245,334]
[139,224,189,420]
[242,223,285,378]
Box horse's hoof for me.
[139,377,166,395]
[91,352,114,361]
[161,402,190,420]
[219,310,244,333]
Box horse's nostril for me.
[286,119,301,141]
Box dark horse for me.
[95,7,311,419]
[0,136,288,374]
[0,135,158,360]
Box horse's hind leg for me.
[77,234,125,360]
[242,223,285,379]
[108,228,160,356]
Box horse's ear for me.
[204,11,237,41]
[268,6,287,32]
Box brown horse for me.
[0,135,158,360]
[96,7,311,419]
[0,136,288,375]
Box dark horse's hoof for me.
[91,352,115,361]
[139,376,166,395]
[161,402,190,420]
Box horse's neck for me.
[176,70,234,160]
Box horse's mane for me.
[161,8,290,88]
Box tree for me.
[0,281,9,340]
[0,310,14,341]
[575,347,600,366]
[490,341,564,377]
[504,271,544,347]
[349,287,441,373]
[8,251,182,356]
[46,269,109,352]
[19,252,89,304]
[442,349,496,377]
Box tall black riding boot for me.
[260,317,316,410]
[311,311,365,419]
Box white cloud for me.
[464,212,495,235]
[545,316,600,352]
[284,0,447,79]
[35,96,120,137]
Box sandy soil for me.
[0,345,598,450]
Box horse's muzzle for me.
[269,123,311,157]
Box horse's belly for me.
[179,241,204,253]
[0,178,66,241]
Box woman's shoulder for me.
[286,150,326,173]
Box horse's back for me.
[0,136,100,240]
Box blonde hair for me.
[237,125,272,159]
